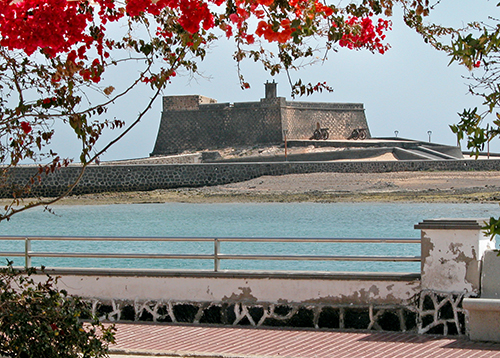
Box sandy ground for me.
[43,170,500,205]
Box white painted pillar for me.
[415,219,496,294]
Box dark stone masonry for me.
[91,290,467,335]
[151,81,370,155]
[2,159,500,198]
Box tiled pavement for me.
[109,323,500,357]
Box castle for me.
[151,82,370,156]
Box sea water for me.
[1,202,499,272]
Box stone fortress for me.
[150,81,466,163]
[3,81,499,199]
[151,81,371,156]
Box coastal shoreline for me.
[7,171,499,206]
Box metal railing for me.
[0,236,421,272]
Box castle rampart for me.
[151,82,370,155]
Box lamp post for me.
[427,130,432,143]
[283,129,289,161]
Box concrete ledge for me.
[29,267,421,305]
[414,219,487,230]
[464,301,500,342]
[38,267,421,281]
[463,298,500,312]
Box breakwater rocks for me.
[2,159,500,198]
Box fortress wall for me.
[2,159,500,198]
[151,98,283,156]
[162,95,217,110]
[283,102,369,140]
[152,90,371,155]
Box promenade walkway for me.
[109,323,500,357]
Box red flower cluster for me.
[289,0,332,17]
[0,0,124,61]
[80,58,103,83]
[248,0,388,51]
[177,0,214,33]
[0,0,392,91]
[126,0,221,34]
[339,17,391,54]
[226,1,259,43]
[0,0,92,57]
[20,121,32,134]
[256,19,294,43]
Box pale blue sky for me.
[51,0,499,161]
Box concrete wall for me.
[38,268,421,331]
[49,270,419,304]
[2,159,500,198]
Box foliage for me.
[403,2,500,157]
[0,262,115,358]
[0,0,434,221]
[484,216,500,240]
[404,2,500,237]
[447,13,500,156]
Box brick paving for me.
[110,323,500,357]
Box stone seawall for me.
[2,159,500,198]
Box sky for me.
[50,0,500,161]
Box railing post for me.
[214,238,220,272]
[24,238,31,268]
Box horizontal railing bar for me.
[0,236,214,242]
[218,238,420,244]
[218,254,421,262]
[0,236,420,243]
[27,253,214,260]
[0,236,422,271]
[0,252,421,262]
[0,252,25,257]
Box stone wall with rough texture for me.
[86,290,468,335]
[282,102,370,140]
[151,92,370,155]
[162,95,217,110]
[151,98,284,155]
[2,159,500,198]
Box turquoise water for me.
[1,202,499,272]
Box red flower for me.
[20,121,32,134]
